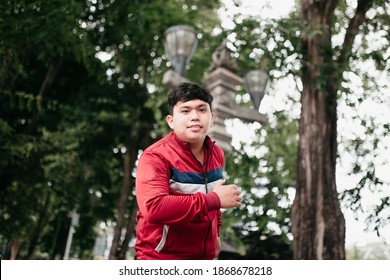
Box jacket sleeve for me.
[136,151,218,225]
[216,144,224,236]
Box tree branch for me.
[338,0,374,65]
[323,0,338,25]
[38,60,62,99]
[24,60,62,134]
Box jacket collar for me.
[168,131,213,152]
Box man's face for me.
[166,99,214,144]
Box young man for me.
[135,82,241,260]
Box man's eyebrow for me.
[178,103,208,109]
[178,105,191,110]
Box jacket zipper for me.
[203,141,215,193]
[201,141,215,258]
[187,140,216,259]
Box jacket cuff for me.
[204,192,221,211]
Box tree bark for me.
[108,145,133,260]
[292,0,374,259]
[292,0,343,260]
[117,199,138,260]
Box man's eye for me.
[181,110,189,114]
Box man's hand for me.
[213,179,242,208]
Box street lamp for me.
[244,69,269,111]
[163,25,198,76]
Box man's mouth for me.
[188,125,203,129]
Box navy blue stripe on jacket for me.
[170,167,223,184]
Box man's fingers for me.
[219,179,226,184]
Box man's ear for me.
[166,115,174,129]
[210,112,215,127]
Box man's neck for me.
[189,142,205,164]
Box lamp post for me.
[63,209,79,260]
[244,69,269,111]
[163,25,198,76]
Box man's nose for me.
[189,110,200,120]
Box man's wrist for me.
[204,192,221,211]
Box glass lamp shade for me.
[244,69,269,110]
[163,25,198,75]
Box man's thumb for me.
[218,179,226,185]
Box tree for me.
[223,111,297,259]
[0,0,101,259]
[0,0,226,259]
[292,0,378,260]
[225,0,389,259]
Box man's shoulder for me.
[212,144,224,164]
[143,133,172,154]
[213,142,224,155]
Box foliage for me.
[333,1,390,237]
[223,111,298,259]
[0,0,225,259]
[225,0,390,249]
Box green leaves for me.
[222,111,298,259]
[0,0,227,259]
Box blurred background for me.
[1,0,389,260]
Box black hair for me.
[167,82,213,115]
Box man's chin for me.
[184,134,206,143]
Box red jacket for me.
[135,132,224,259]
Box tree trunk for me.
[117,199,138,260]
[292,0,345,259]
[292,0,374,260]
[27,192,51,259]
[108,125,152,260]
[10,240,21,260]
[108,146,132,260]
[292,82,346,259]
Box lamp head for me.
[163,25,198,76]
[244,69,269,110]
